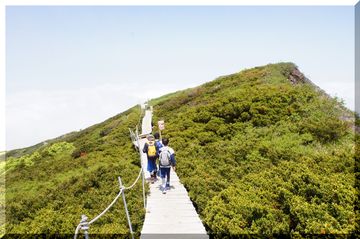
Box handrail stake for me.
[135,130,146,209]
[142,168,146,209]
[118,177,134,239]
[129,128,138,151]
[80,214,90,239]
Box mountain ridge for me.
[6,62,354,157]
[3,62,357,236]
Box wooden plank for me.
[140,110,208,239]
[141,234,209,239]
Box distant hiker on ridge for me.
[143,134,158,183]
[159,138,176,194]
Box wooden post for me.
[158,120,165,141]
[135,130,146,209]
[118,177,134,239]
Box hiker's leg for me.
[160,167,166,189]
[158,163,161,177]
[152,159,156,178]
[147,158,154,182]
[160,167,166,179]
[166,168,170,188]
[150,158,157,179]
[147,158,152,173]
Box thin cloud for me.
[6,83,151,150]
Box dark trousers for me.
[160,167,171,186]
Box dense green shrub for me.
[5,106,146,235]
[152,62,356,236]
[5,63,356,237]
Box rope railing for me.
[74,105,151,239]
[74,188,123,239]
[73,171,142,239]
[89,188,123,225]
[123,167,143,190]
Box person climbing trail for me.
[154,132,163,177]
[158,138,176,194]
[154,132,163,151]
[143,134,159,183]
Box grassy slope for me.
[4,62,357,236]
[5,106,146,235]
[151,63,356,235]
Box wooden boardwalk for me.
[137,109,208,239]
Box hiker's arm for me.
[170,154,176,166]
[155,143,160,156]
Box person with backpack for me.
[143,134,158,183]
[154,132,163,152]
[158,138,176,194]
[154,132,163,177]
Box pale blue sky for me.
[6,6,355,150]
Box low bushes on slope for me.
[151,63,356,236]
[5,106,146,236]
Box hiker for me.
[154,132,163,151]
[158,138,176,194]
[143,134,158,182]
[154,132,163,177]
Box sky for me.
[5,5,355,150]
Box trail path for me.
[135,109,208,239]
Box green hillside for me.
[150,63,356,236]
[4,62,357,237]
[4,106,147,236]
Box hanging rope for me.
[74,188,124,239]
[123,167,143,190]
[73,166,144,237]
[74,105,151,239]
